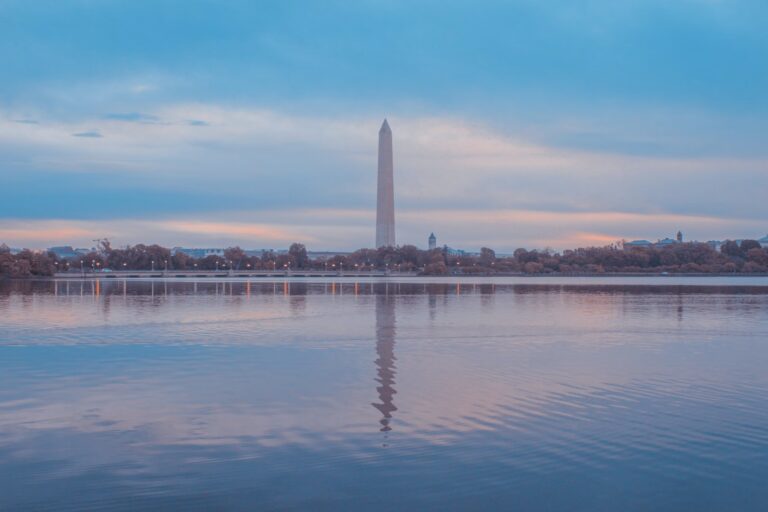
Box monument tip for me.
[380,118,391,133]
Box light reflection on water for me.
[1,278,767,511]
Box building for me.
[244,249,283,257]
[622,234,763,252]
[171,247,225,259]
[428,233,436,250]
[656,237,679,248]
[375,119,396,248]
[443,245,468,257]
[624,233,683,250]
[624,240,653,249]
[47,246,80,260]
[306,251,351,260]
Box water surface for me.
[1,277,767,511]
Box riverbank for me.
[47,270,768,279]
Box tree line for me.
[2,239,767,278]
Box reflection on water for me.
[1,277,768,511]
[373,293,397,433]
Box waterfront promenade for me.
[54,270,417,279]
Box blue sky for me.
[1,0,766,251]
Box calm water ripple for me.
[1,277,767,510]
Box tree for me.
[721,240,741,257]
[746,248,768,266]
[224,247,247,269]
[171,251,191,270]
[200,255,225,270]
[479,247,496,267]
[95,238,112,254]
[523,261,544,274]
[288,243,308,268]
[423,261,447,275]
[740,240,762,254]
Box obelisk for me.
[376,119,396,248]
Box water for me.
[1,277,768,511]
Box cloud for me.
[187,119,209,126]
[0,208,763,252]
[13,119,39,125]
[104,112,160,123]
[1,104,766,249]
[72,130,103,138]
[130,83,156,94]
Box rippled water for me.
[1,277,767,511]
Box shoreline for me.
[39,271,768,279]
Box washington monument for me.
[376,119,396,248]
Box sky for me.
[1,0,767,252]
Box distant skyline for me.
[1,1,767,251]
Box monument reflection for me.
[372,292,398,433]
